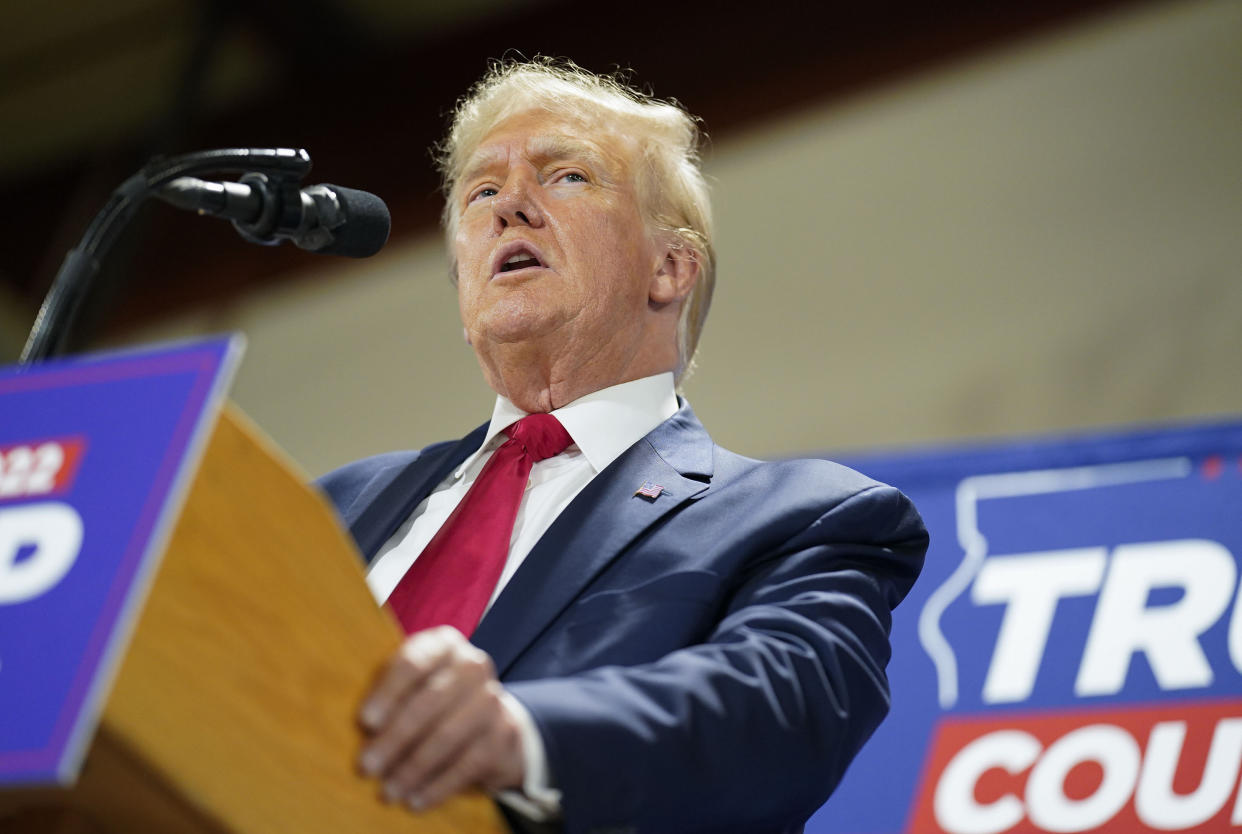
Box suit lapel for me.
[349,423,488,561]
[473,404,714,676]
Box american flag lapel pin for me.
[634,481,664,500]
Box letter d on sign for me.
[0,503,84,604]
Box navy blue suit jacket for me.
[319,402,927,834]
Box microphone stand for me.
[20,148,312,364]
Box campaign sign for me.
[0,336,240,785]
[809,420,1242,834]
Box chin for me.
[475,310,562,346]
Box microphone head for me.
[315,185,391,257]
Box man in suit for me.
[319,59,928,833]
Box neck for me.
[474,339,675,413]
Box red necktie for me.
[387,413,573,636]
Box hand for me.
[357,626,526,810]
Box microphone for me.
[157,173,391,258]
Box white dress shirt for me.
[365,372,679,816]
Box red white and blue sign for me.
[0,336,240,786]
[811,420,1242,834]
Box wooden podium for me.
[1,405,505,834]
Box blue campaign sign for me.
[0,337,240,786]
[807,420,1242,834]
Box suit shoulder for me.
[315,439,458,511]
[317,448,412,484]
[714,445,885,498]
[713,447,925,543]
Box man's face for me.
[452,110,663,371]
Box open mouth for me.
[492,240,549,277]
[499,250,544,272]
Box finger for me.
[361,643,496,779]
[361,662,465,778]
[408,690,523,810]
[383,684,494,800]
[359,627,459,732]
[406,745,495,812]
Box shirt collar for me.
[480,372,678,474]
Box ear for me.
[649,242,700,306]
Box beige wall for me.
[14,0,1242,476]
[693,0,1242,458]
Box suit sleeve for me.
[505,484,928,834]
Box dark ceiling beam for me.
[0,4,189,96]
[2,0,1148,341]
[237,0,373,69]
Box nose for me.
[491,170,543,232]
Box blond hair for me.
[436,58,716,381]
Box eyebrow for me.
[529,135,612,176]
[459,134,615,188]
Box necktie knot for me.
[505,413,572,462]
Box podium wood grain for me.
[3,405,505,833]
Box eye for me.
[551,170,588,185]
[468,186,498,203]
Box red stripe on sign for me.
[0,436,87,500]
[907,699,1242,834]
